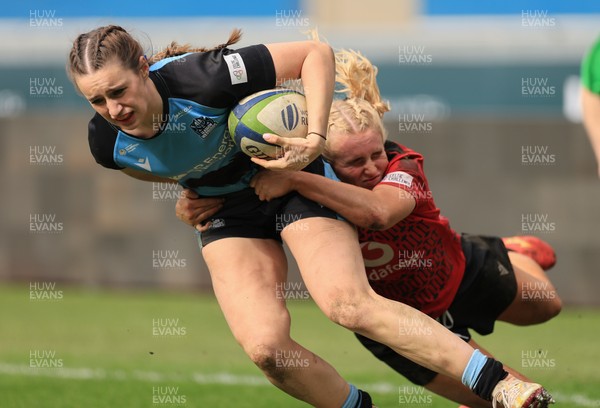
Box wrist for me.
[288,171,302,191]
[306,132,326,150]
[307,131,326,141]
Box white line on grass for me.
[1,363,598,407]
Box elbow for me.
[312,40,334,58]
[312,41,335,69]
[363,207,394,231]
[323,42,335,62]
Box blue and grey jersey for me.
[88,45,276,196]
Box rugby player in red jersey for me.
[177,48,558,407]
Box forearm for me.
[258,41,334,170]
[301,42,335,143]
[291,172,392,230]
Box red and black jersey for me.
[358,141,465,318]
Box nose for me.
[107,99,123,119]
[363,160,378,177]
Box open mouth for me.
[115,112,134,124]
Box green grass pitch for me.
[1,284,599,407]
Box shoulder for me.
[384,141,423,170]
[380,141,426,187]
[88,113,122,169]
[149,45,276,108]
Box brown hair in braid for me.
[325,49,390,159]
[148,29,242,64]
[67,25,242,87]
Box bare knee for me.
[541,295,562,322]
[520,294,562,324]
[246,343,286,384]
[531,291,562,323]
[324,293,373,332]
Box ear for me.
[138,55,149,78]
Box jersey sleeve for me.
[155,44,277,108]
[378,155,429,204]
[582,37,600,94]
[88,113,123,170]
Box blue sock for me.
[341,384,360,408]
[462,349,489,389]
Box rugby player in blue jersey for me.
[69,25,553,407]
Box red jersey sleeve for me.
[377,143,431,209]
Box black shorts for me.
[197,159,339,247]
[355,234,518,386]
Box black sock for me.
[473,358,509,401]
[357,389,373,407]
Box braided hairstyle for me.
[67,25,242,88]
[325,49,390,159]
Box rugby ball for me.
[228,89,308,159]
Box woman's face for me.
[76,58,152,133]
[328,129,388,190]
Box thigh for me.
[497,252,561,325]
[281,217,374,306]
[202,237,290,344]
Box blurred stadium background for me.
[1,1,599,406]
[1,0,598,303]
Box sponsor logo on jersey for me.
[173,105,193,121]
[190,116,218,139]
[360,242,394,267]
[223,53,248,85]
[281,103,300,131]
[134,157,152,172]
[119,143,139,156]
[382,171,413,188]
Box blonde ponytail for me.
[334,49,390,118]
[325,50,390,158]
[301,30,389,158]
